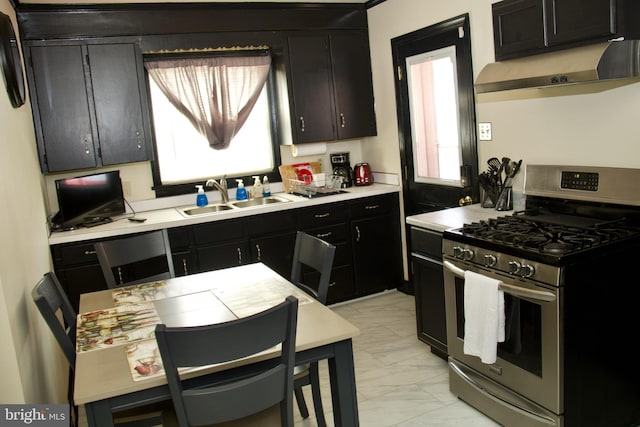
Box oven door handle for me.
[443,260,556,303]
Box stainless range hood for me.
[475,40,640,93]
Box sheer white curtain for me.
[145,54,271,150]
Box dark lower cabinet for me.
[410,226,447,360]
[51,193,403,310]
[350,194,402,297]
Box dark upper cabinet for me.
[285,30,377,144]
[86,44,148,166]
[493,0,640,60]
[27,41,150,172]
[492,0,546,60]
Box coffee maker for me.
[330,152,353,188]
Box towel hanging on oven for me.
[463,270,505,364]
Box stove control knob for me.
[508,261,522,275]
[484,254,497,267]
[462,248,474,261]
[453,246,463,258]
[521,264,535,278]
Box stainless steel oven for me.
[441,165,640,427]
[443,248,562,427]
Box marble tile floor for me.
[293,289,499,427]
[79,290,499,427]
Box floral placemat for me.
[76,304,160,353]
[111,280,216,306]
[125,339,164,381]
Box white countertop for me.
[49,183,400,245]
[405,203,512,233]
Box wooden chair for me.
[290,231,336,427]
[155,296,299,427]
[94,229,175,288]
[32,272,164,427]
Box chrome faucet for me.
[205,176,229,203]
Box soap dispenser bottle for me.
[262,176,271,197]
[252,176,263,198]
[195,185,208,207]
[235,179,248,201]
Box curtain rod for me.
[144,45,270,59]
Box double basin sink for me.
[177,195,291,217]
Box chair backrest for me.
[290,231,336,304]
[32,272,77,369]
[94,229,175,288]
[155,296,298,427]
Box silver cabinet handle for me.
[84,250,96,255]
[355,225,361,242]
[329,281,337,288]
[237,247,242,264]
[136,131,142,149]
[255,244,262,261]
[315,213,330,218]
[300,116,305,132]
[83,136,90,154]
[117,266,124,285]
[340,113,345,128]
[182,258,188,275]
[365,204,380,210]
[317,232,332,239]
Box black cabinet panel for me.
[88,43,148,165]
[197,242,248,271]
[193,219,245,246]
[330,31,376,139]
[27,41,150,172]
[30,45,97,171]
[287,35,335,143]
[412,255,447,359]
[249,231,296,279]
[492,0,546,60]
[545,0,614,45]
[296,202,347,228]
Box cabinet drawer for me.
[245,211,295,235]
[193,219,245,245]
[302,223,349,245]
[167,226,191,250]
[349,194,396,218]
[296,202,347,228]
[56,243,99,266]
[410,227,443,260]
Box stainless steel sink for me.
[230,196,291,208]
[178,204,234,216]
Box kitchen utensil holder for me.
[495,187,513,211]
[480,187,494,208]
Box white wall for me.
[0,1,68,404]
[365,0,640,193]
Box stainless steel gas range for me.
[442,165,640,427]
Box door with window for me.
[392,14,479,215]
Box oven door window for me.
[454,276,542,376]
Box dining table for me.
[73,262,361,426]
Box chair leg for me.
[309,362,327,427]
[294,387,310,419]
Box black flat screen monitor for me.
[55,171,125,228]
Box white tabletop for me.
[74,263,360,405]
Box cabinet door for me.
[492,0,546,60]
[197,242,248,272]
[351,214,401,296]
[88,43,148,165]
[249,231,296,279]
[330,31,377,139]
[545,0,615,46]
[287,34,336,143]
[412,255,447,359]
[30,45,97,171]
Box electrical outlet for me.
[479,122,492,141]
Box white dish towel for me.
[463,270,505,364]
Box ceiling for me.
[20,0,370,4]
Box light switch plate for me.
[478,122,492,141]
